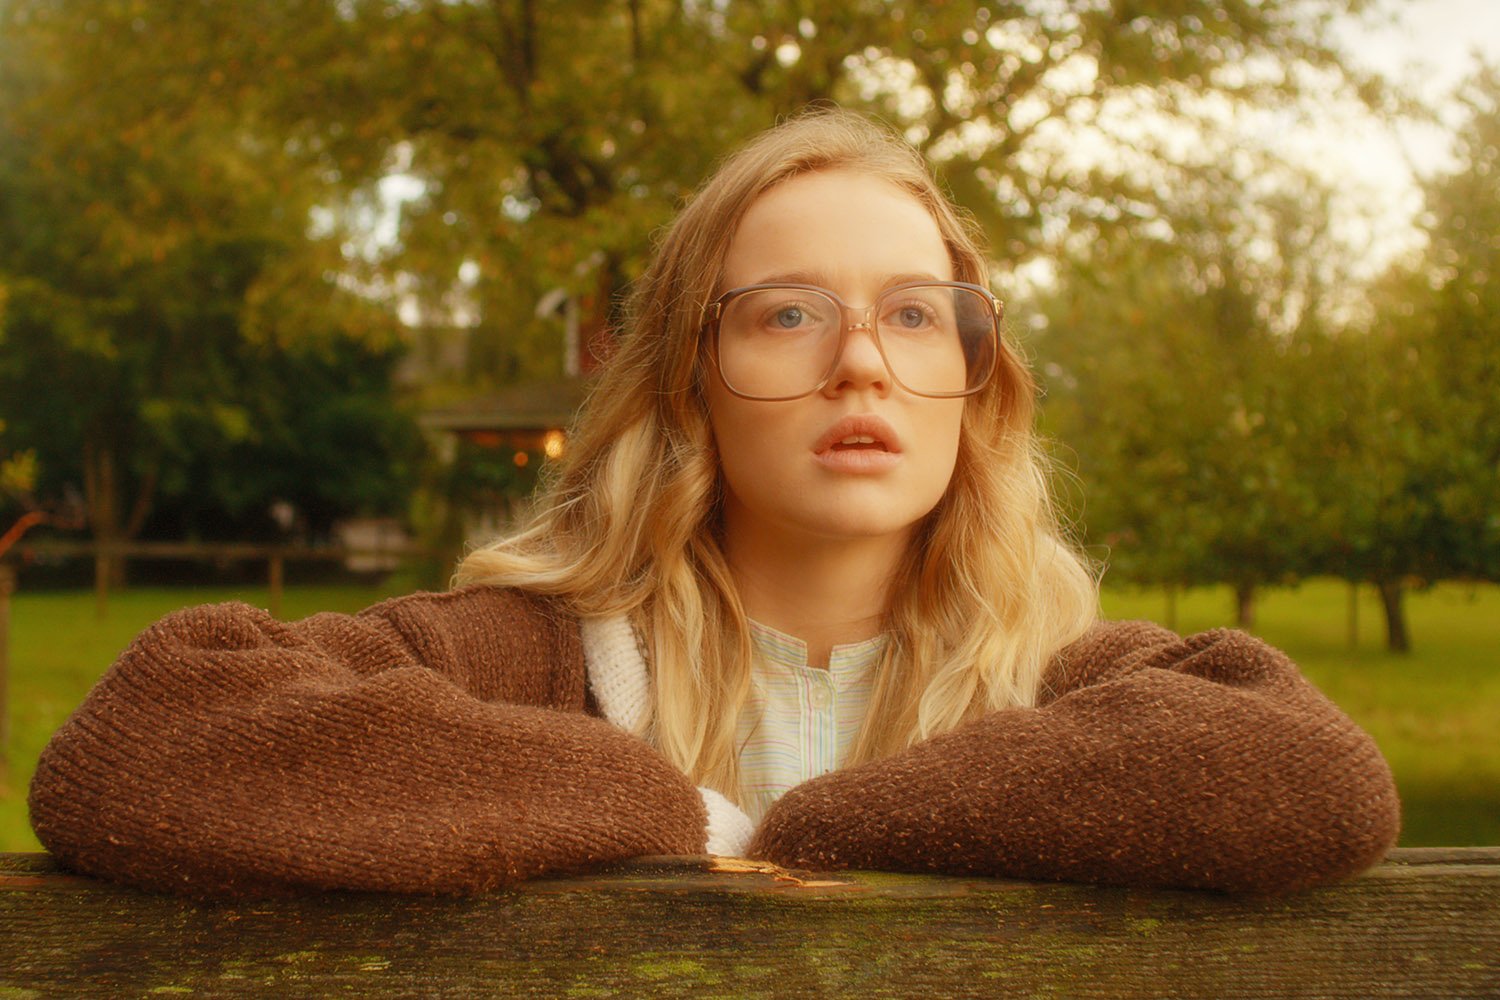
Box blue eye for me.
[884,300,937,331]
[774,307,805,328]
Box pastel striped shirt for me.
[735,619,886,824]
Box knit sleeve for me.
[27,586,706,899]
[746,620,1401,893]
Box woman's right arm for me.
[28,586,706,899]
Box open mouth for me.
[813,416,902,458]
[831,435,889,452]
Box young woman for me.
[29,109,1400,898]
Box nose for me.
[821,308,892,398]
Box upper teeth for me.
[841,436,877,445]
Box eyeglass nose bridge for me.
[843,302,877,336]
[826,302,895,387]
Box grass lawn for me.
[1,577,1495,853]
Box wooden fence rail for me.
[9,538,433,619]
[1,849,1496,997]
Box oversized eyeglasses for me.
[702,281,1002,401]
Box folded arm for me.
[29,587,706,898]
[748,621,1401,893]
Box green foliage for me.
[140,338,427,540]
[0,0,1374,387]
[1033,161,1339,595]
[1416,67,1500,581]
[0,289,38,512]
[405,438,550,589]
[1036,63,1500,648]
[8,0,1462,612]
[0,3,420,541]
[440,440,543,508]
[1312,66,1500,591]
[0,446,37,502]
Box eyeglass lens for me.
[716,285,996,399]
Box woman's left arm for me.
[747,620,1401,893]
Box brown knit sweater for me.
[28,586,1400,899]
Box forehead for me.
[721,168,953,290]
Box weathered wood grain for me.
[0,848,1495,998]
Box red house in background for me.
[412,266,617,458]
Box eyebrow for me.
[745,270,948,289]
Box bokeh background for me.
[0,0,1496,851]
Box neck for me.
[721,517,909,669]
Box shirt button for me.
[809,687,830,710]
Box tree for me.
[4,0,1380,387]
[0,9,419,572]
[133,336,426,543]
[1418,67,1500,584]
[2,0,1390,575]
[1033,160,1346,627]
[1321,66,1500,651]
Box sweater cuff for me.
[699,787,755,857]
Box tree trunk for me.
[1376,578,1411,653]
[82,439,156,603]
[83,441,118,609]
[1234,581,1255,629]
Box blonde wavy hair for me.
[455,107,1099,803]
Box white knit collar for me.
[579,614,652,737]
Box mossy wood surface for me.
[0,849,1496,998]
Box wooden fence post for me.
[93,542,109,621]
[268,552,284,620]
[0,565,12,773]
[1348,580,1360,651]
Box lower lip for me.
[813,447,902,474]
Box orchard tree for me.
[1418,67,1500,584]
[1320,66,1500,651]
[1033,161,1344,627]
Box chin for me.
[799,504,936,544]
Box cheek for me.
[704,389,764,492]
[921,402,966,486]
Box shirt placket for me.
[800,666,837,781]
